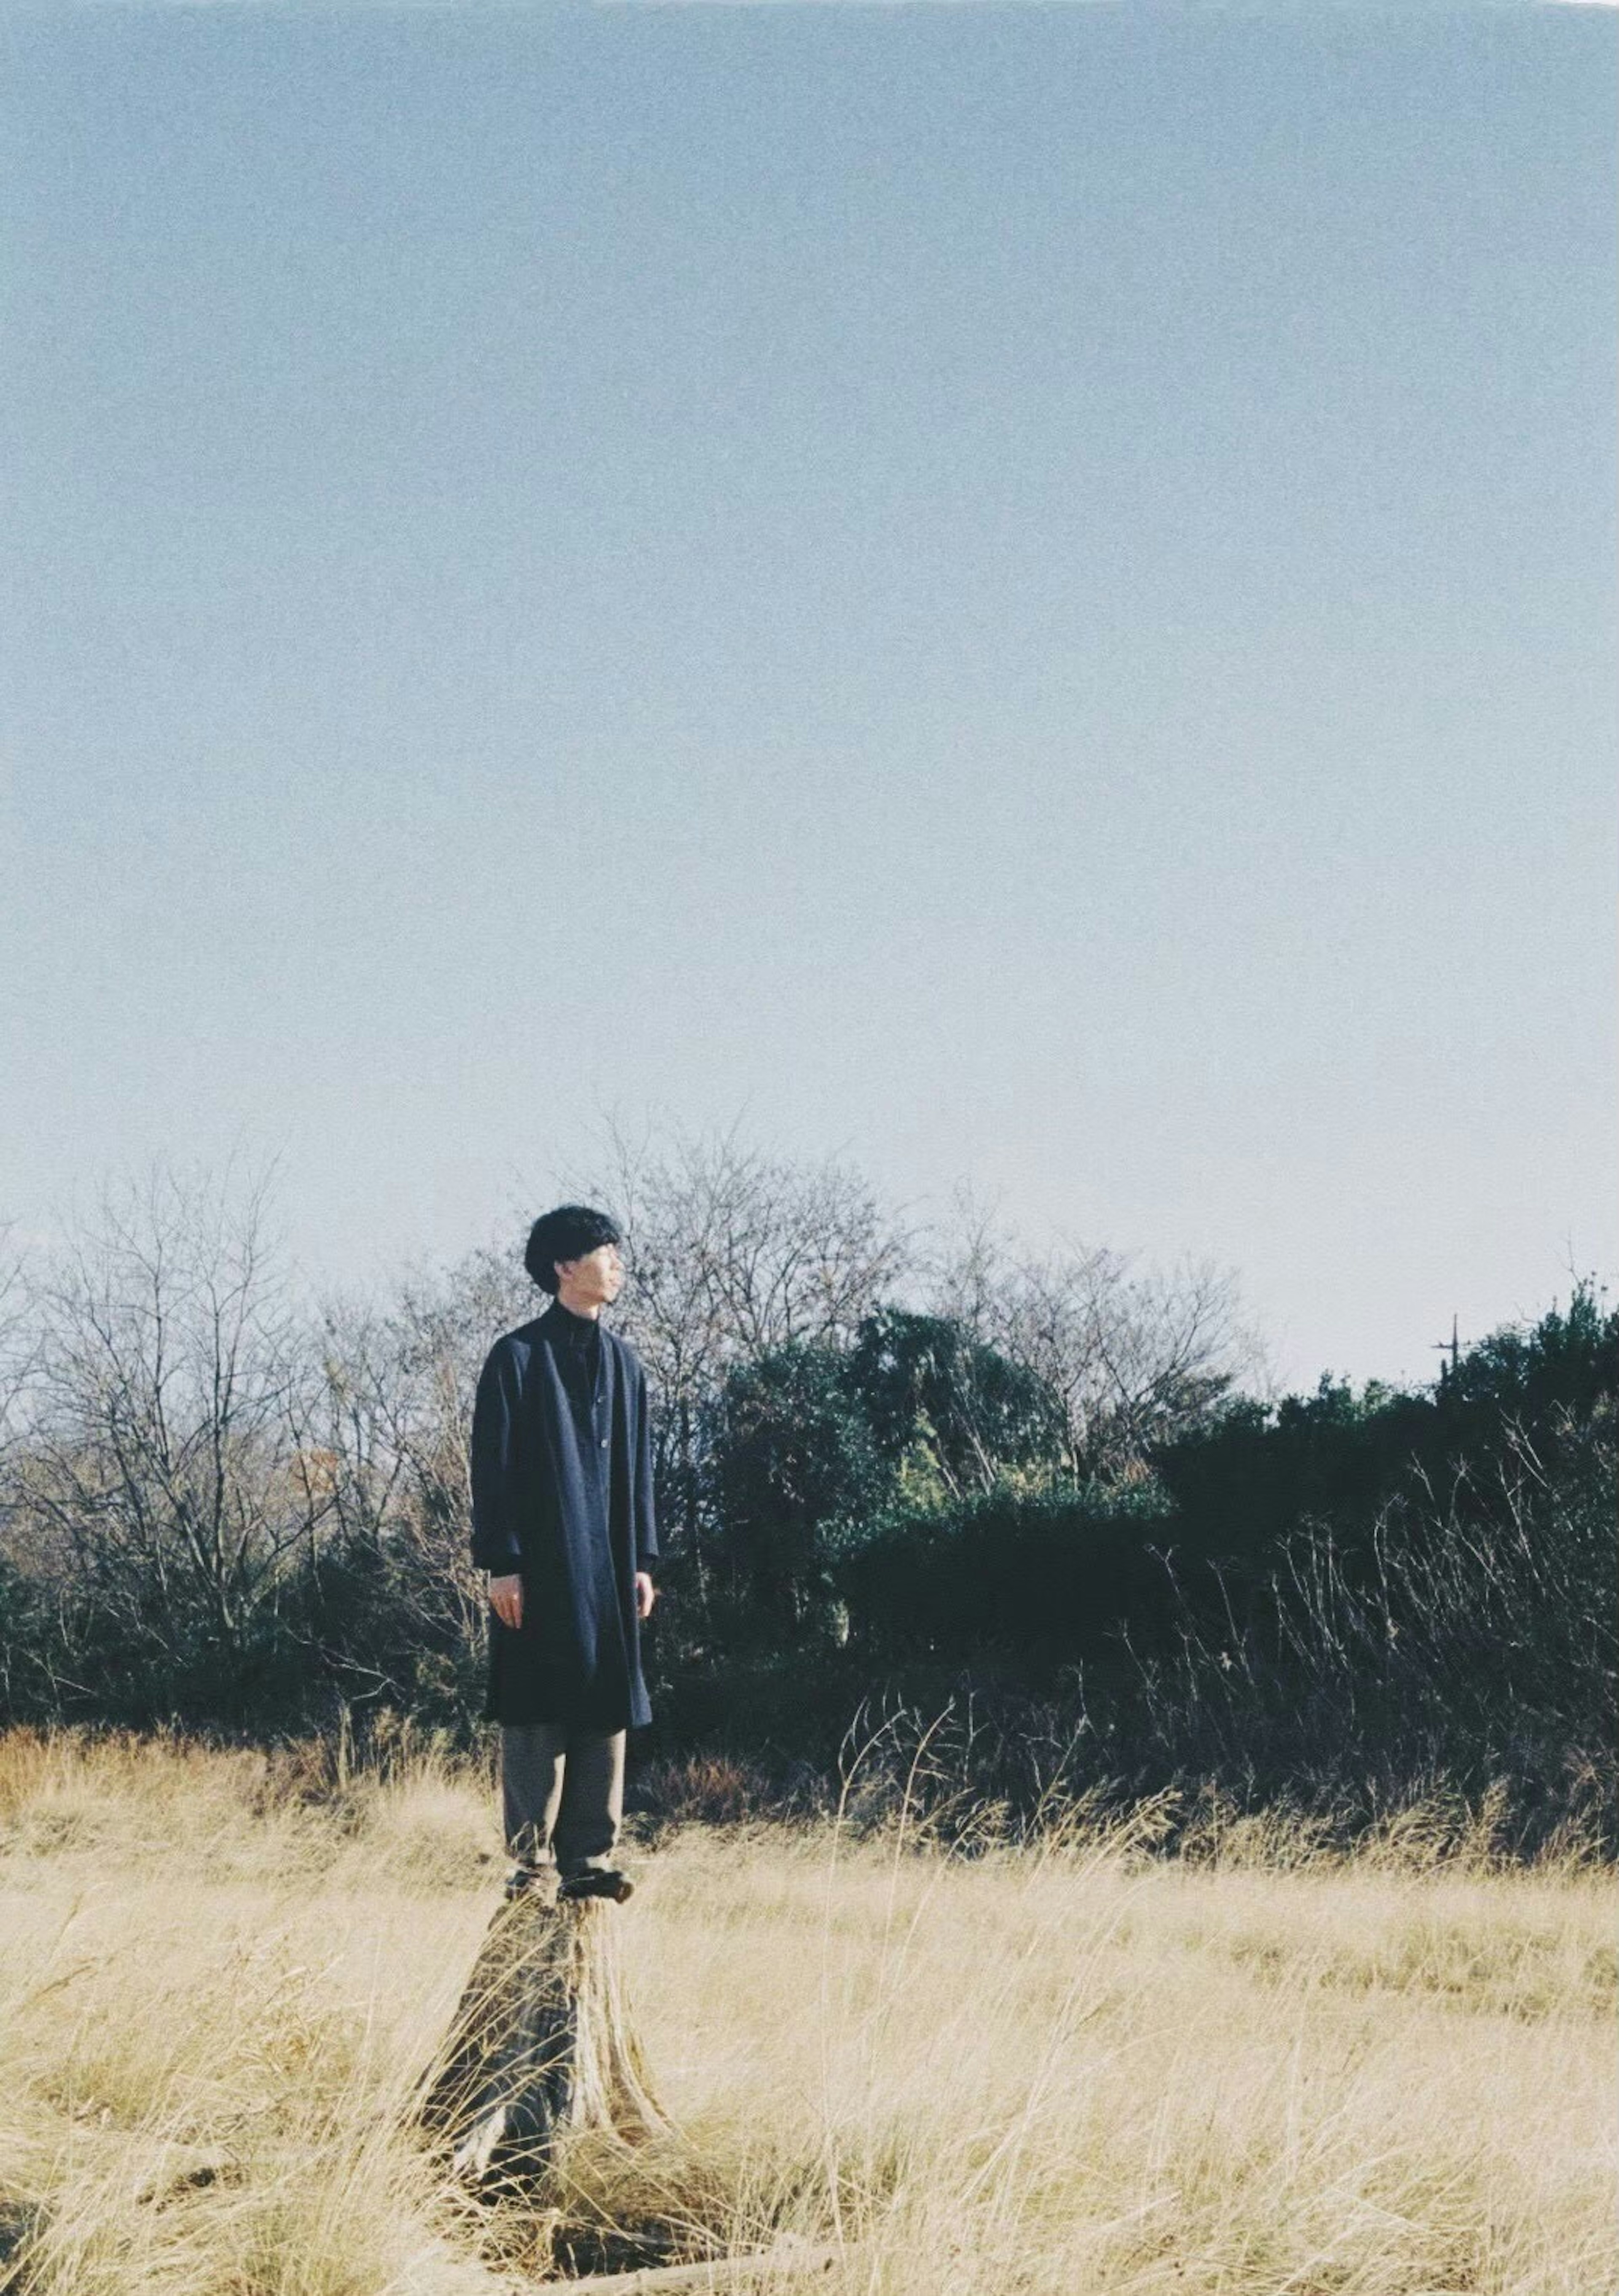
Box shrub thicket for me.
[0,1160,1609,1853]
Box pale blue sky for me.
[3,2,1613,1390]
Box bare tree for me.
[1080,1252,1264,1465]
[0,1222,32,1470]
[921,1189,1264,1476]
[8,1163,321,1675]
[552,1117,915,1602]
[300,1266,512,1687]
[571,1115,912,1358]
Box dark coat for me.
[470,1303,659,1732]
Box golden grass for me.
[0,1727,1611,2295]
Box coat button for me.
[600,1437,609,1448]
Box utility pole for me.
[1432,1314,1460,1387]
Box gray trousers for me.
[500,1723,625,1876]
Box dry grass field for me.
[0,1728,1611,2296]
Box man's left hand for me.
[634,1572,656,1621]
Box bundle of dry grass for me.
[418,1890,668,2187]
[0,1726,1611,2294]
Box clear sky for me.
[2,1,1613,1393]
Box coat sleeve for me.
[470,1340,526,1574]
[633,1363,660,1568]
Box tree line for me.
[0,1136,1610,1854]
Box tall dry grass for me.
[0,1726,1611,2295]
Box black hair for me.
[523,1204,624,1295]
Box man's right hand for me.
[487,1572,523,1629]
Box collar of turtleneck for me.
[549,1299,602,1342]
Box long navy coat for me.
[469,1302,660,1732]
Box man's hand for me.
[487,1572,523,1630]
[634,1572,656,1621]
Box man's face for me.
[556,1241,625,1307]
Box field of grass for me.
[0,1727,1611,2295]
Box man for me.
[470,1203,659,1903]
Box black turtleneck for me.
[550,1297,602,1409]
[554,1298,601,1348]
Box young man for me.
[470,1204,659,1903]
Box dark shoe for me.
[503,1864,552,1903]
[557,1867,634,1904]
